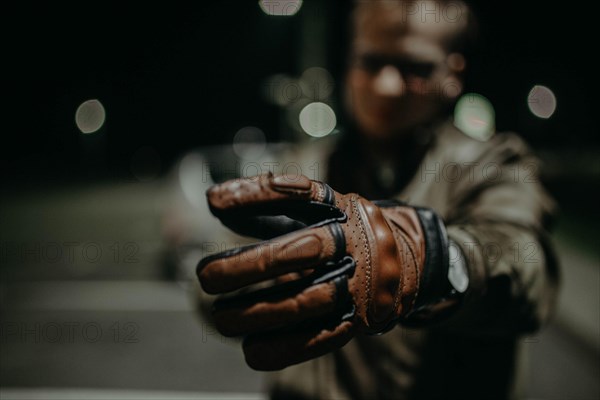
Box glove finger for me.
[207,172,334,212]
[207,173,341,239]
[197,223,346,294]
[212,257,355,337]
[213,279,341,337]
[242,318,355,371]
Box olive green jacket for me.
[265,120,559,400]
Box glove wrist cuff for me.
[412,207,451,310]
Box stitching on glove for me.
[390,222,421,314]
[351,195,372,317]
[314,181,325,203]
[390,225,407,316]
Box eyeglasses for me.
[354,54,437,80]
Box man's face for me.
[347,4,465,139]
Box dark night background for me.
[3,2,597,186]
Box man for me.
[195,1,559,399]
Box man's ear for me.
[442,52,466,101]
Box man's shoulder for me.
[434,120,533,165]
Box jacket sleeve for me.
[436,132,560,336]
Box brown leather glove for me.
[197,173,453,370]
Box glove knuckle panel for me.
[349,197,403,331]
[341,196,371,329]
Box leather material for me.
[197,172,441,371]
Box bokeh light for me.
[259,0,303,16]
[233,126,266,160]
[453,93,495,141]
[299,102,337,138]
[75,99,106,134]
[527,85,557,119]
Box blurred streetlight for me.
[454,93,495,141]
[528,85,557,119]
[299,102,336,138]
[259,0,303,16]
[75,99,106,134]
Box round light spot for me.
[527,85,557,119]
[299,102,337,137]
[259,0,303,16]
[233,126,266,160]
[454,93,495,141]
[75,99,106,134]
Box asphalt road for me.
[1,180,598,399]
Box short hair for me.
[351,0,478,55]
